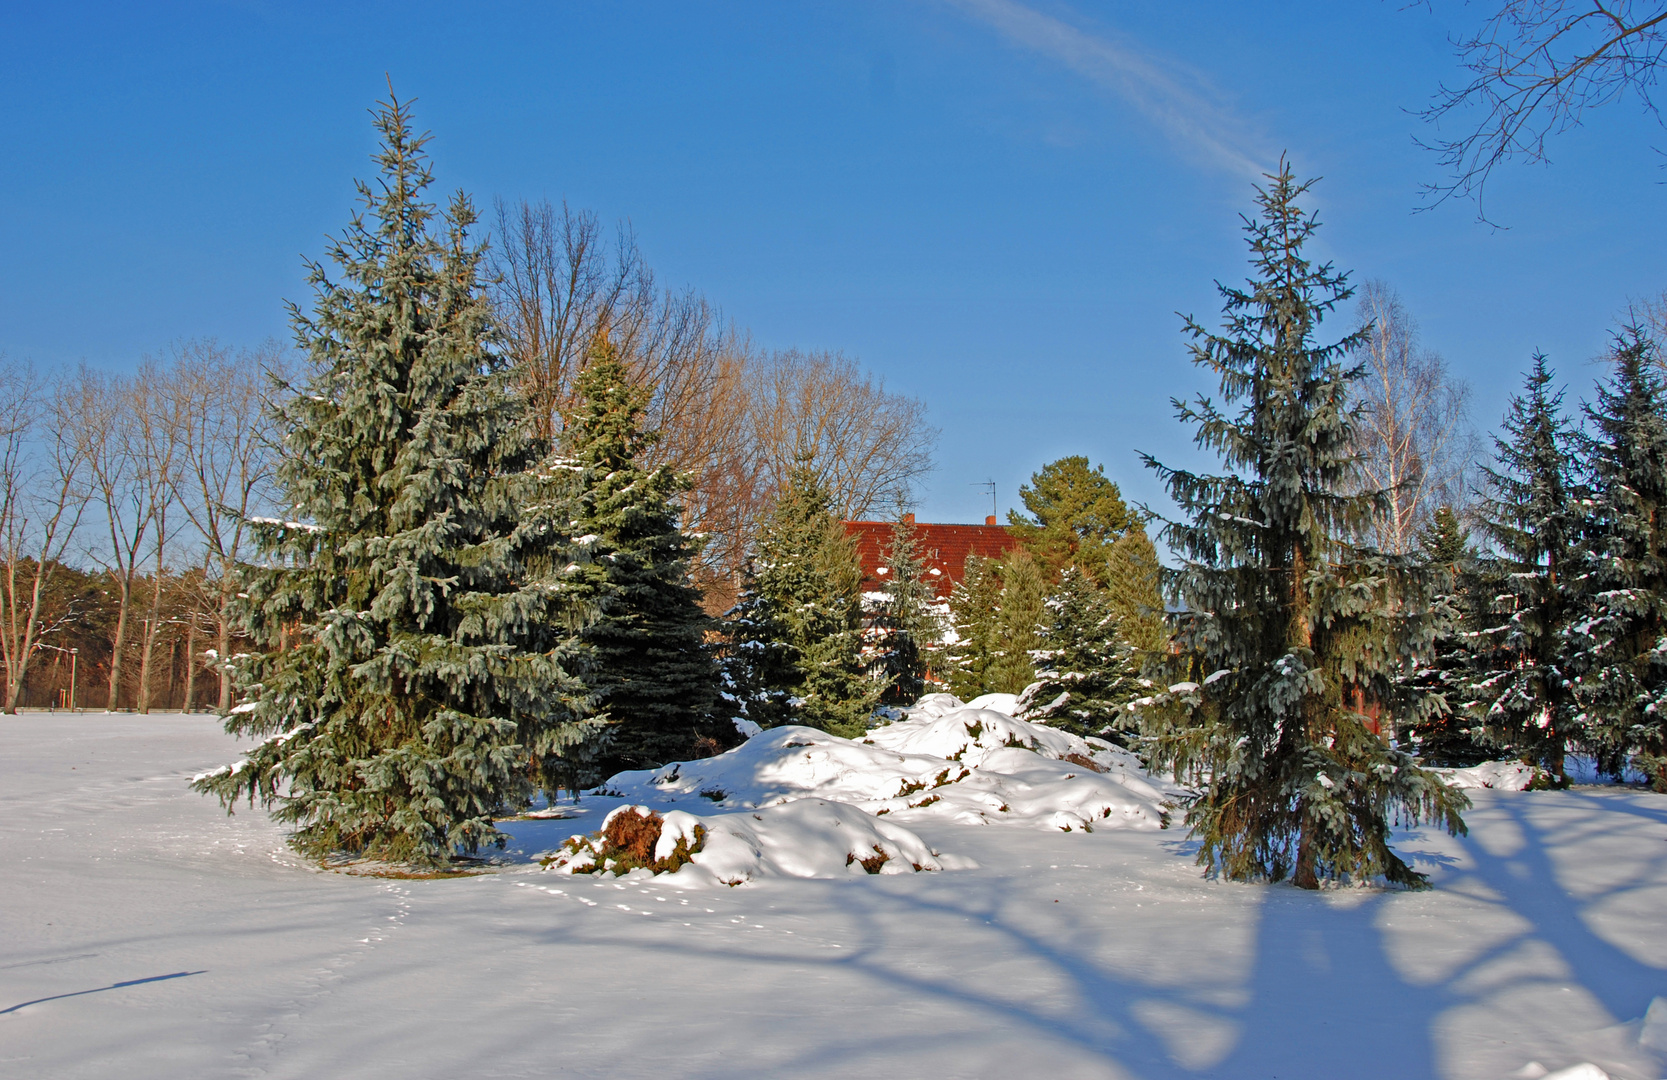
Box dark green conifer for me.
[1103,523,1169,656]
[1018,566,1139,738]
[1403,506,1492,766]
[717,567,796,729]
[987,548,1047,694]
[727,465,879,736]
[944,555,1002,701]
[562,340,725,778]
[1418,506,1469,566]
[1467,356,1585,783]
[193,96,598,863]
[1006,456,1134,582]
[1141,160,1466,889]
[1566,329,1667,789]
[871,507,936,705]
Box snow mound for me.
[1436,760,1545,791]
[904,692,967,720]
[544,799,943,885]
[1540,1065,1612,1080]
[599,704,1179,834]
[962,692,1021,716]
[864,706,1082,766]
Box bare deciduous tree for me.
[171,340,285,711]
[1350,281,1478,553]
[491,197,650,444]
[1632,289,1667,345]
[491,197,938,608]
[130,365,187,714]
[747,349,938,521]
[1419,0,1667,218]
[492,198,759,595]
[65,364,174,710]
[0,365,89,712]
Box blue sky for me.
[3,1,1663,524]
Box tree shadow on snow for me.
[1446,793,1667,1026]
[513,870,1448,1079]
[505,792,1666,1079]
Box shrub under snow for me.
[544,799,946,885]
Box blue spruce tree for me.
[944,554,1002,701]
[1402,507,1494,767]
[871,507,936,705]
[193,96,599,864]
[724,464,879,737]
[1017,566,1140,739]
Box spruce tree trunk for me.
[1288,548,1326,890]
[217,610,231,710]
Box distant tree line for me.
[0,342,278,713]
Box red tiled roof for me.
[843,519,1020,600]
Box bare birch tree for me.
[129,363,188,714]
[0,365,89,712]
[1350,281,1478,553]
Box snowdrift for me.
[1435,759,1546,791]
[542,697,1182,884]
[605,704,1177,831]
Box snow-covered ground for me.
[4,712,1666,1079]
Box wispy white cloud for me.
[943,0,1270,180]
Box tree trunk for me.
[1293,830,1320,889]
[137,581,163,714]
[137,527,170,714]
[183,615,197,713]
[106,573,132,711]
[217,572,233,712]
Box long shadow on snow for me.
[514,870,1196,1079]
[508,792,1667,1078]
[1208,888,1443,1078]
[1451,792,1667,1026]
[514,862,1465,1079]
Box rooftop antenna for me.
[972,479,996,521]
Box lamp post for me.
[69,649,77,712]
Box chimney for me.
[903,512,915,525]
[985,515,998,526]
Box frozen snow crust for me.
[544,696,1181,884]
